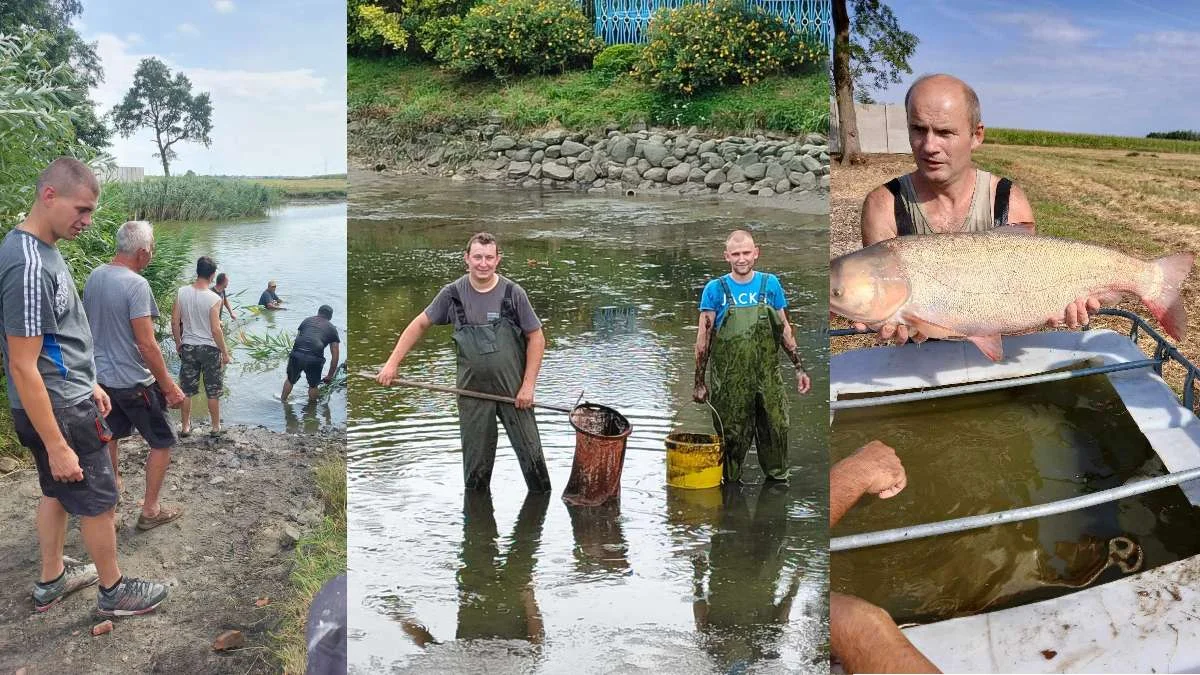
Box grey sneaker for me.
[33,559,99,612]
[97,577,169,617]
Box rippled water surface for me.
[831,372,1200,624]
[156,202,347,433]
[347,173,829,673]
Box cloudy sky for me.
[79,0,345,176]
[865,0,1200,136]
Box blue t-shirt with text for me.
[699,272,786,329]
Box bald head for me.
[725,229,756,249]
[905,74,981,130]
[36,157,99,201]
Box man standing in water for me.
[282,304,341,403]
[375,232,551,493]
[1,157,168,616]
[173,256,231,437]
[84,220,187,531]
[693,230,811,483]
[214,272,236,319]
[259,280,282,309]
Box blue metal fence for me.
[592,0,831,49]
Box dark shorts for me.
[12,399,119,517]
[101,382,177,450]
[286,352,325,388]
[179,343,223,398]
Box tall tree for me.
[832,0,861,164]
[832,0,918,163]
[0,0,110,148]
[111,58,213,177]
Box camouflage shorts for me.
[179,344,223,398]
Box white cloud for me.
[214,1,235,13]
[177,22,199,35]
[1135,30,1200,50]
[90,32,345,176]
[989,12,1097,45]
[125,33,143,45]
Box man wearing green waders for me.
[694,230,811,483]
[375,232,552,493]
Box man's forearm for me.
[694,313,714,389]
[522,331,545,389]
[9,362,68,447]
[830,458,868,527]
[137,338,174,386]
[212,323,229,355]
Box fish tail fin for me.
[1142,252,1194,341]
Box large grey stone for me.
[666,162,691,185]
[819,174,831,189]
[637,158,652,174]
[726,165,746,183]
[507,161,532,178]
[565,157,580,169]
[621,167,641,184]
[743,163,767,180]
[731,182,749,193]
[686,139,701,154]
[575,164,597,182]
[755,187,776,197]
[804,132,827,146]
[775,178,792,193]
[530,140,548,151]
[531,150,545,164]
[511,148,532,162]
[698,139,717,154]
[765,162,788,181]
[529,163,543,179]
[736,152,761,167]
[560,140,588,157]
[543,163,574,180]
[673,147,688,160]
[717,182,733,194]
[643,142,670,167]
[688,167,707,183]
[704,169,726,188]
[490,135,516,151]
[579,150,593,162]
[661,156,681,169]
[541,129,569,144]
[800,155,822,172]
[644,167,668,182]
[789,171,816,190]
[545,145,562,160]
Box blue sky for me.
[864,0,1200,136]
[78,0,346,176]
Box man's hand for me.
[221,350,232,366]
[47,440,83,482]
[92,385,111,417]
[846,440,907,499]
[796,369,811,395]
[853,321,924,346]
[693,382,709,403]
[1053,296,1102,330]
[163,381,186,408]
[229,311,237,320]
[515,383,535,409]
[322,373,333,385]
[376,362,398,386]
[176,343,183,356]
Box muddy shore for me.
[0,425,343,674]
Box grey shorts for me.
[179,343,223,398]
[12,399,119,517]
[101,382,177,449]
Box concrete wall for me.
[829,99,911,154]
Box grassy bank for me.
[349,56,829,137]
[987,128,1200,154]
[123,176,283,221]
[251,176,347,200]
[272,455,347,673]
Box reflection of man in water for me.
[375,232,551,493]
[830,440,939,674]
[693,483,802,668]
[456,490,549,643]
[282,304,340,403]
[693,229,811,483]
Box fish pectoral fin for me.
[967,335,1005,362]
[902,316,956,340]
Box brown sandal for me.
[136,505,184,531]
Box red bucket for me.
[561,403,632,507]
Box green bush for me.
[593,43,642,78]
[437,0,603,77]
[634,0,824,94]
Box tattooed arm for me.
[777,308,811,395]
[693,310,716,402]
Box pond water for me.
[831,372,1200,625]
[347,173,830,673]
[156,202,347,434]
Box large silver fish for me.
[830,229,1194,361]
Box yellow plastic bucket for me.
[665,432,722,489]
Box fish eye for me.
[831,287,843,298]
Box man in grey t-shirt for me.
[376,232,551,493]
[0,157,168,617]
[85,220,187,532]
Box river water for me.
[347,173,829,673]
[156,202,347,434]
[831,372,1200,624]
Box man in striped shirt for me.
[0,157,167,617]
